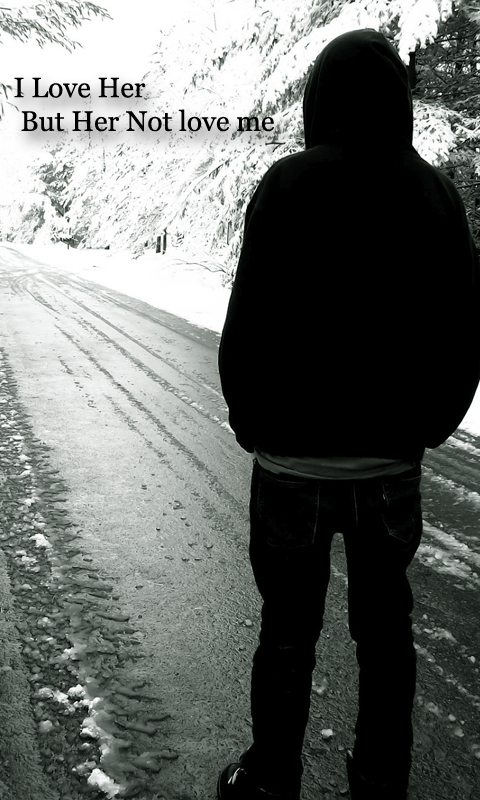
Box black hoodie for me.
[218,29,480,459]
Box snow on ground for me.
[9,242,231,335]
[5,241,480,438]
[457,397,480,439]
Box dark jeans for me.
[241,459,423,795]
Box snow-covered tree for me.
[413,2,480,240]
[139,0,480,278]
[0,1,109,48]
[4,0,480,278]
[0,1,110,116]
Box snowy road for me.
[0,248,478,800]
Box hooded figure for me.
[303,28,413,150]
[216,29,480,800]
[218,28,480,460]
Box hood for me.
[303,29,413,150]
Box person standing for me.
[217,28,480,800]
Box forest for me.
[0,0,479,283]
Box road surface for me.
[0,244,478,800]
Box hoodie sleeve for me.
[421,179,480,447]
[218,170,279,452]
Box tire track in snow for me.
[0,347,180,800]
[418,519,480,589]
[2,257,479,796]
[71,315,230,435]
[12,270,231,438]
[38,274,223,399]
[51,322,246,521]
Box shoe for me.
[217,764,253,800]
[347,751,409,800]
[217,763,299,800]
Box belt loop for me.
[352,483,358,527]
[381,479,389,507]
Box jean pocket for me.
[253,466,319,548]
[381,472,422,551]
